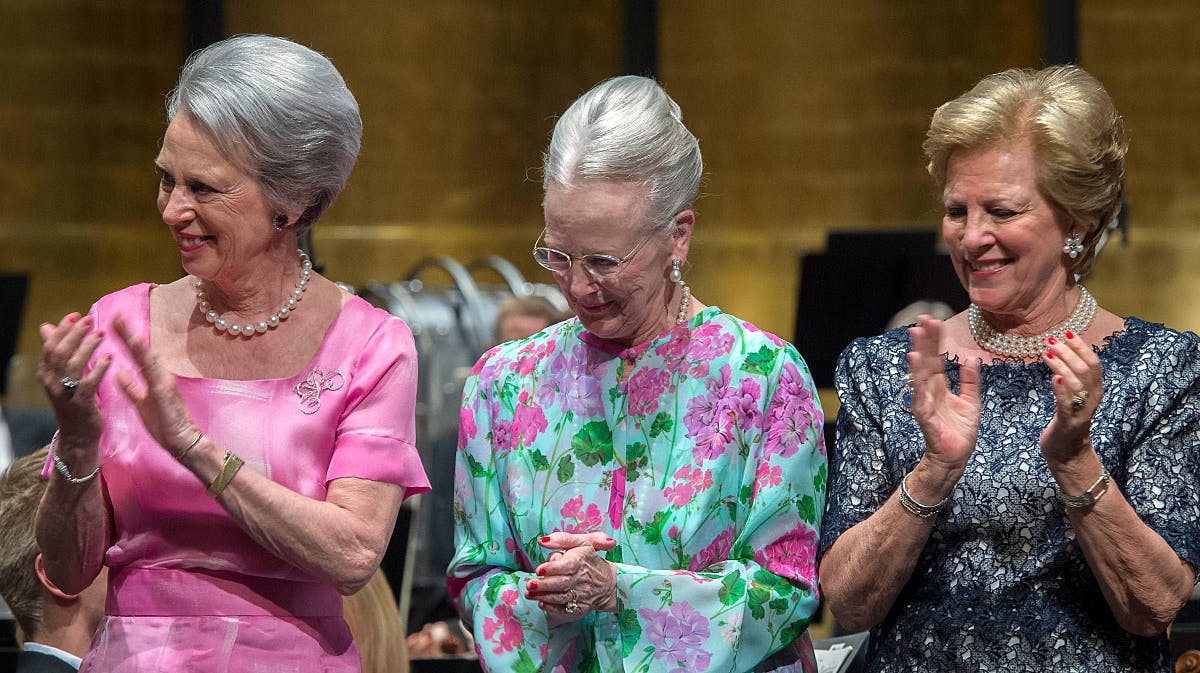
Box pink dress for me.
[56,284,429,672]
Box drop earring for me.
[670,259,683,283]
[1063,231,1084,259]
[273,215,289,232]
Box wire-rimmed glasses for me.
[532,228,656,282]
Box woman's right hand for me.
[906,315,980,480]
[37,313,112,459]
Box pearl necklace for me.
[968,286,1097,359]
[676,282,692,325]
[194,249,312,337]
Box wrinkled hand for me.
[1040,330,1102,464]
[527,532,618,624]
[38,313,112,460]
[907,315,981,472]
[112,318,199,458]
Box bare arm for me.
[34,313,113,594]
[1043,332,1194,635]
[113,318,404,595]
[182,438,404,595]
[819,461,961,631]
[821,316,980,631]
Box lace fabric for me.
[820,318,1200,673]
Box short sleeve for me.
[325,313,429,498]
[1120,331,1200,572]
[819,336,901,557]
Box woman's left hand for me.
[112,318,201,458]
[1040,330,1103,463]
[527,532,618,623]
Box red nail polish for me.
[1045,350,1054,359]
[536,569,545,576]
[1064,330,1075,339]
[539,601,547,609]
[539,536,551,543]
[528,581,538,590]
[1046,336,1057,345]
[1055,376,1064,385]
[606,537,615,543]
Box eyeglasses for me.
[532,228,656,281]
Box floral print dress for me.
[449,307,827,673]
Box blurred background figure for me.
[492,295,570,345]
[342,570,409,673]
[0,447,107,672]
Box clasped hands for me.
[525,531,618,624]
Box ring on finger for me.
[564,600,580,614]
[60,375,81,390]
[1070,390,1089,411]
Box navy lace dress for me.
[820,318,1200,673]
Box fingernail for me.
[1064,330,1075,339]
[1055,375,1064,385]
[536,569,545,576]
[539,536,550,543]
[539,601,546,609]
[1045,350,1054,359]
[1046,336,1057,345]
[606,537,615,543]
[528,581,538,590]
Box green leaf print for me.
[748,585,771,620]
[796,494,817,523]
[753,568,787,588]
[769,597,790,614]
[607,545,623,564]
[718,573,746,606]
[642,510,669,545]
[556,455,576,482]
[626,441,648,481]
[483,573,507,606]
[529,449,550,472]
[619,609,643,657]
[573,421,615,467]
[814,463,827,492]
[466,454,490,479]
[648,412,674,438]
[741,345,779,376]
[778,618,809,647]
[738,484,753,505]
[513,649,537,673]
[625,516,644,533]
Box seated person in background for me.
[0,447,107,672]
[492,295,568,345]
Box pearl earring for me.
[1063,231,1084,259]
[670,259,683,283]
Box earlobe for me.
[35,553,82,600]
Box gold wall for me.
[4,2,1200,408]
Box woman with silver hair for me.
[35,35,428,671]
[820,65,1200,672]
[449,75,827,673]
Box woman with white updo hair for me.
[449,75,827,673]
[35,35,428,671]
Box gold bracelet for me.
[206,450,245,499]
[1058,468,1110,509]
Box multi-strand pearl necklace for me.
[194,249,312,338]
[968,285,1097,359]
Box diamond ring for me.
[60,376,81,390]
[1070,390,1089,411]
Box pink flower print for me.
[663,466,713,506]
[626,368,670,417]
[688,527,734,571]
[638,602,713,671]
[608,466,627,529]
[560,495,603,534]
[754,462,783,496]
[512,403,548,448]
[733,378,763,432]
[459,407,478,444]
[741,320,785,347]
[481,603,524,654]
[755,527,819,585]
[500,589,518,606]
[492,419,516,455]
